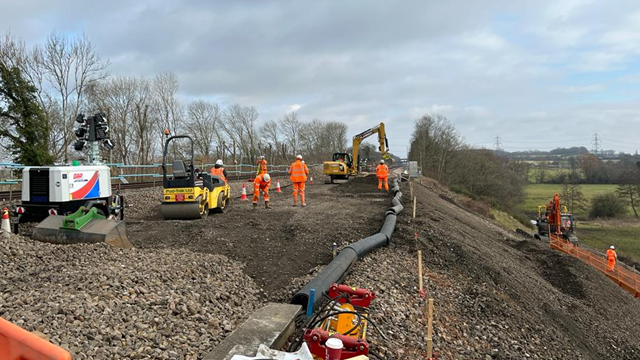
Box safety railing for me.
[1,162,319,185]
[550,234,640,298]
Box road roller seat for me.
[172,160,188,178]
[210,175,227,188]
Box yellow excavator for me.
[323,122,390,183]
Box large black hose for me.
[291,178,403,311]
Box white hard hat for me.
[296,154,303,160]
[380,159,385,164]
[610,245,615,249]
[215,159,223,166]
[259,155,265,160]
[263,174,271,182]
[302,160,305,164]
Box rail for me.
[550,234,640,298]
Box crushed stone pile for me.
[0,233,263,359]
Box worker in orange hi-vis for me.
[256,155,268,176]
[211,159,228,183]
[288,155,309,207]
[376,159,389,191]
[253,173,272,209]
[606,245,618,271]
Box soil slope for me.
[346,178,640,359]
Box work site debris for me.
[0,233,262,359]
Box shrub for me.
[589,193,626,219]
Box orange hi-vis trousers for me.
[293,182,306,204]
[608,259,616,271]
[253,187,269,204]
[378,177,389,191]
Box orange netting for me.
[549,234,640,298]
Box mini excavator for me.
[534,193,578,244]
[160,135,231,220]
[323,122,390,183]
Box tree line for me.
[408,114,525,210]
[0,32,348,166]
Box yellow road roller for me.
[161,135,231,220]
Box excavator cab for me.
[323,152,353,183]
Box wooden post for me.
[410,180,413,199]
[413,196,417,219]
[426,298,434,358]
[418,250,423,295]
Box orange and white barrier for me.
[1,208,10,234]
[240,183,248,201]
[0,317,71,360]
[550,234,640,298]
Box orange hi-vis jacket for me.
[254,174,271,191]
[376,164,389,179]
[289,160,309,182]
[257,159,268,175]
[211,166,227,183]
[607,248,617,262]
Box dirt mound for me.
[344,179,640,359]
[127,178,389,299]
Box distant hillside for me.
[495,146,627,161]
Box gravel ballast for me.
[0,233,262,359]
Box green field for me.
[577,222,640,265]
[518,184,620,219]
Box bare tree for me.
[409,113,461,183]
[561,183,588,214]
[39,33,109,162]
[280,111,301,158]
[222,104,259,163]
[153,72,182,136]
[185,100,222,161]
[260,119,282,163]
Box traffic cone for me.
[309,175,313,184]
[276,179,282,193]
[1,207,11,234]
[240,183,248,201]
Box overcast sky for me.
[2,0,640,156]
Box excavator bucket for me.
[32,215,133,249]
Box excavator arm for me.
[350,122,390,174]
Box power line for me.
[591,133,601,155]
[494,136,503,151]
[501,138,591,144]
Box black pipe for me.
[347,233,389,257]
[379,214,397,241]
[291,177,404,312]
[291,248,357,308]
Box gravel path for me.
[0,233,262,359]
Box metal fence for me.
[1,162,318,186]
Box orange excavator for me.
[534,193,578,244]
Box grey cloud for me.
[2,0,640,155]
